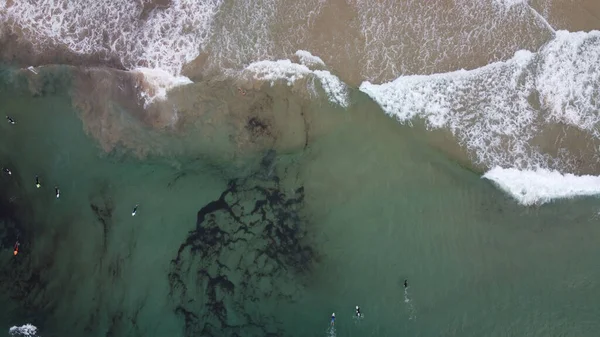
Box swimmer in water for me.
[355,306,362,318]
[55,186,60,199]
[331,312,335,326]
[2,167,11,175]
[35,175,41,188]
[13,241,20,256]
[132,204,138,216]
[6,116,15,125]
[404,279,408,288]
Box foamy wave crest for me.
[2,0,222,102]
[483,167,600,205]
[9,324,39,337]
[295,50,325,67]
[360,30,600,170]
[245,60,312,85]
[134,68,193,106]
[244,52,349,107]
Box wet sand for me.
[531,0,600,32]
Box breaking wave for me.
[2,0,599,205]
[483,167,600,205]
[360,30,600,170]
[243,51,349,107]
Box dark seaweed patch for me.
[169,151,315,337]
[89,185,114,253]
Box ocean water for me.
[2,66,600,337]
[2,0,600,336]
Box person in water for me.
[6,116,15,125]
[55,186,60,199]
[404,279,408,288]
[132,204,138,216]
[355,306,362,318]
[2,167,11,175]
[331,313,335,326]
[13,241,20,256]
[35,175,41,188]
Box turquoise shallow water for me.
[1,66,600,337]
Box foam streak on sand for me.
[244,52,349,107]
[483,167,600,205]
[359,30,600,170]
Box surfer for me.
[13,241,20,256]
[355,306,362,318]
[132,204,138,216]
[404,279,408,288]
[6,116,15,125]
[55,186,60,199]
[2,167,11,175]
[35,175,41,188]
[331,312,335,326]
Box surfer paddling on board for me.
[13,240,20,256]
[6,116,15,125]
[132,204,138,216]
[355,306,362,318]
[2,167,11,175]
[35,175,41,188]
[55,186,60,199]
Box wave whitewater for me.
[242,50,349,108]
[9,324,38,337]
[483,167,600,206]
[360,29,600,205]
[1,0,599,205]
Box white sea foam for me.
[350,0,550,82]
[245,59,312,85]
[295,50,325,67]
[483,167,600,205]
[313,70,350,108]
[360,30,600,171]
[244,54,349,107]
[9,324,39,337]
[2,0,222,75]
[208,0,325,72]
[493,0,527,9]
[134,68,193,106]
[536,31,600,133]
[1,0,222,103]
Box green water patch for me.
[2,65,600,337]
